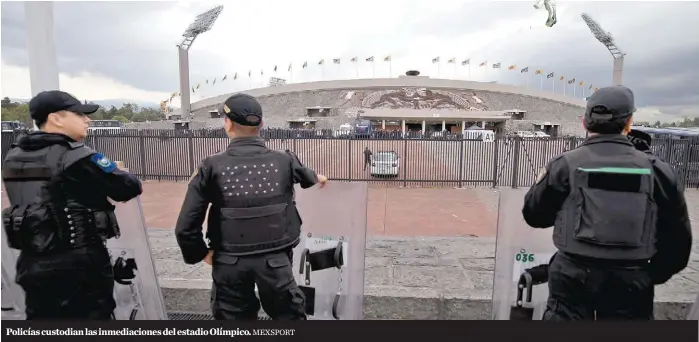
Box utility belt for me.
[2,204,120,255]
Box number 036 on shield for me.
[511,249,553,282]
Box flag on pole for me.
[248,71,251,78]
[461,59,470,65]
[567,78,576,84]
[318,59,324,65]
[508,64,516,70]
[384,55,391,62]
[233,73,238,80]
[350,57,357,62]
[432,57,440,63]
[546,72,554,78]
[447,58,455,63]
[492,63,501,69]
[302,61,308,68]
[274,65,277,72]
[366,56,374,62]
[479,61,487,67]
[333,58,340,64]
[578,81,584,86]
[559,75,565,81]
[222,75,227,81]
[521,67,529,73]
[288,64,292,72]
[535,69,543,75]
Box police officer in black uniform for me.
[2,90,143,320]
[175,94,328,320]
[521,85,692,320]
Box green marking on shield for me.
[578,167,651,175]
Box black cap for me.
[584,85,636,120]
[29,90,99,123]
[218,94,263,126]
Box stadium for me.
[134,72,587,138]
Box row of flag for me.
[161,56,599,105]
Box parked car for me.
[371,151,400,177]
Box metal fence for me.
[2,129,697,189]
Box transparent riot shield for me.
[109,197,167,320]
[491,188,556,320]
[1,196,167,320]
[291,182,368,320]
[1,226,25,320]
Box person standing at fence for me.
[175,93,328,320]
[1,90,143,319]
[363,146,373,171]
[521,85,692,321]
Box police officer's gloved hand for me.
[113,257,138,285]
[524,264,549,285]
[628,130,652,153]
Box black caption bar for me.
[2,321,697,342]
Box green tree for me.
[0,98,168,126]
[112,115,130,123]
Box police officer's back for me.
[521,86,692,320]
[1,90,143,320]
[174,94,328,320]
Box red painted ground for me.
[1,181,497,238]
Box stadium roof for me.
[188,77,586,114]
[360,109,512,121]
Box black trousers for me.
[211,249,306,320]
[543,252,654,321]
[15,246,116,320]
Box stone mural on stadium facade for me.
[362,88,489,111]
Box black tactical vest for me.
[2,141,118,255]
[553,147,657,260]
[208,149,300,256]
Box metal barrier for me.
[2,130,697,189]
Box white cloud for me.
[0,62,171,104]
[1,0,697,121]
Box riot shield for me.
[108,197,168,320]
[291,182,368,320]
[491,188,556,320]
[1,226,25,320]
[1,196,166,320]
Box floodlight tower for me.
[581,13,626,85]
[177,5,223,118]
[23,2,61,131]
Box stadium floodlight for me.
[177,5,223,119]
[581,13,626,85]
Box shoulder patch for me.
[535,167,548,184]
[90,153,117,173]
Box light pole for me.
[581,13,626,86]
[177,5,223,119]
[24,2,60,130]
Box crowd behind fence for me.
[2,129,697,189]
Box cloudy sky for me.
[2,0,698,123]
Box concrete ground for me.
[132,181,699,320]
